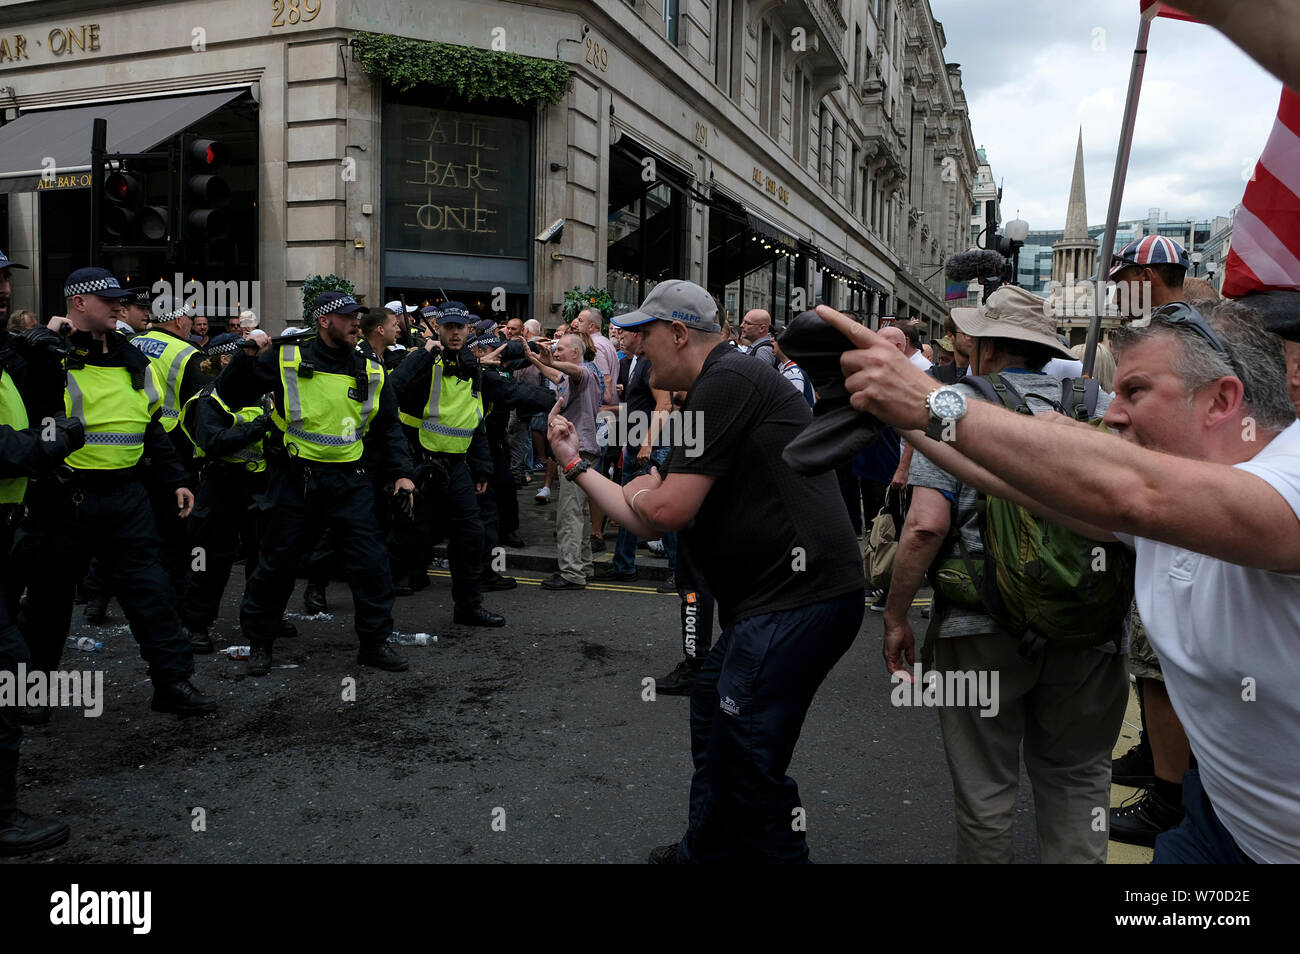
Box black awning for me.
[857,270,885,293]
[745,211,797,253]
[0,89,246,194]
[817,248,856,279]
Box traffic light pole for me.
[90,118,106,267]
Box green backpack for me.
[924,372,1134,664]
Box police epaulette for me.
[129,365,146,391]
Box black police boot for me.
[150,678,219,717]
[84,594,108,624]
[647,844,684,864]
[481,571,517,591]
[303,581,329,615]
[185,625,214,655]
[656,658,702,696]
[1109,786,1185,847]
[453,605,506,627]
[279,620,299,639]
[393,576,415,597]
[246,641,274,677]
[0,810,71,858]
[1112,736,1155,788]
[358,641,408,672]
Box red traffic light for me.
[104,171,144,205]
[187,138,228,168]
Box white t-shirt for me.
[908,350,931,371]
[1116,420,1300,862]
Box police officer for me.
[14,267,216,718]
[0,249,83,854]
[177,333,274,653]
[390,301,504,626]
[218,291,416,676]
[117,287,152,337]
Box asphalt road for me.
[5,560,1094,865]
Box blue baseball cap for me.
[0,248,28,270]
[611,280,721,333]
[63,266,132,299]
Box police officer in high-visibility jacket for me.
[130,296,205,590]
[390,301,504,627]
[177,333,274,654]
[13,267,216,718]
[0,249,85,855]
[217,292,416,676]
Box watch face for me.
[932,389,965,419]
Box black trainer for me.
[656,659,701,696]
[1112,738,1155,788]
[540,573,585,590]
[594,566,637,582]
[303,581,329,615]
[247,642,273,677]
[453,605,506,627]
[868,590,888,613]
[0,810,70,857]
[647,844,683,864]
[185,626,214,655]
[656,574,677,594]
[358,641,409,672]
[151,678,219,717]
[1109,787,1185,847]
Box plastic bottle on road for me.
[224,645,251,660]
[75,637,103,652]
[389,632,436,646]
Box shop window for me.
[606,143,686,314]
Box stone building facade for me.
[0,0,976,335]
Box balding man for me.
[740,310,777,367]
[877,326,908,353]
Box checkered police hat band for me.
[64,277,123,297]
[312,296,359,321]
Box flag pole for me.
[1085,14,1154,376]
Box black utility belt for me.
[54,464,141,488]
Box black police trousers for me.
[180,463,267,633]
[240,461,395,645]
[409,453,483,610]
[0,515,26,814]
[15,475,194,686]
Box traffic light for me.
[102,168,167,243]
[182,135,230,245]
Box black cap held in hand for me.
[778,310,883,475]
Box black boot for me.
[453,605,506,627]
[185,625,214,655]
[358,641,408,672]
[150,678,219,717]
[656,658,702,696]
[247,641,274,677]
[303,581,329,615]
[1111,736,1155,787]
[0,809,70,857]
[84,594,108,624]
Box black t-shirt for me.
[668,343,864,626]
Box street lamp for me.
[1191,251,1203,277]
[1206,258,1218,287]
[1005,217,1029,286]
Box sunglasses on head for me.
[1131,301,1228,355]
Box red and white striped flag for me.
[1222,88,1300,297]
[1139,1,1201,22]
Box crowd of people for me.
[1,218,1297,864]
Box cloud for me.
[930,0,1281,232]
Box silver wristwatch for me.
[925,386,969,440]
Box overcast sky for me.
[928,0,1282,231]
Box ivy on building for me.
[301,274,356,322]
[352,32,570,105]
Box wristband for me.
[563,457,581,474]
[630,488,652,515]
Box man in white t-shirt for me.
[830,297,1300,863]
[900,321,931,371]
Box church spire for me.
[1063,128,1090,241]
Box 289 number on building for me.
[271,0,322,28]
[584,36,609,72]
